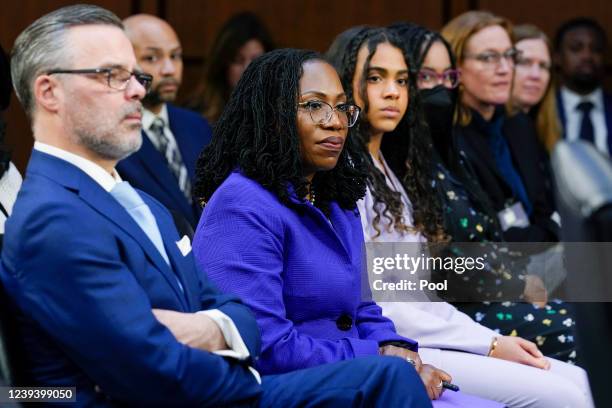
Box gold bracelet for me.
[487,337,499,357]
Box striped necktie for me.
[149,117,192,203]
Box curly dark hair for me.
[193,48,368,211]
[185,12,275,123]
[327,26,446,241]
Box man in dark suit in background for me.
[555,17,612,157]
[1,5,429,407]
[118,14,212,228]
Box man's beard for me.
[142,79,180,109]
[570,73,602,94]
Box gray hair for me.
[11,4,123,118]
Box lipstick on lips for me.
[317,136,344,152]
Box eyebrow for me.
[368,66,409,75]
[477,47,513,53]
[142,46,182,53]
[99,63,126,70]
[420,65,452,71]
[300,90,346,100]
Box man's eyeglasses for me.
[417,69,461,89]
[298,100,361,128]
[46,67,153,92]
[463,48,521,68]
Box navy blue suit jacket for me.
[556,89,612,155]
[116,104,212,227]
[0,150,261,406]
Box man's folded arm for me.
[6,209,261,406]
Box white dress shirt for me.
[357,152,497,355]
[0,162,23,233]
[560,86,609,156]
[34,142,259,382]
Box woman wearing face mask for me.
[510,25,562,152]
[442,12,559,245]
[368,22,593,408]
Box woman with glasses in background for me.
[374,22,593,407]
[510,24,562,152]
[442,11,559,246]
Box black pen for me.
[442,381,460,392]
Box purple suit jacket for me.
[193,171,417,375]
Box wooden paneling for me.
[2,0,612,172]
[478,0,611,45]
[0,0,136,173]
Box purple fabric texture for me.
[194,171,417,375]
[433,391,506,407]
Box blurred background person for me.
[186,12,274,123]
[118,14,213,231]
[554,17,612,157]
[510,24,562,153]
[442,11,559,244]
[0,43,22,239]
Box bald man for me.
[117,14,212,229]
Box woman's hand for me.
[379,345,423,373]
[379,346,453,400]
[419,364,452,400]
[490,336,551,370]
[524,275,548,307]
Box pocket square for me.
[176,235,192,256]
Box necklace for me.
[308,185,316,205]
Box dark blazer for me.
[117,104,212,227]
[454,111,559,242]
[556,89,612,156]
[0,151,261,406]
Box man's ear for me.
[33,74,62,113]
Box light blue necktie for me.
[110,181,170,265]
[110,182,184,293]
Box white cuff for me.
[197,309,261,384]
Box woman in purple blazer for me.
[191,48,460,402]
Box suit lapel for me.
[133,132,193,219]
[29,151,189,308]
[146,197,195,310]
[604,94,612,155]
[556,90,567,138]
[167,104,200,181]
[77,179,190,308]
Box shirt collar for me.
[142,103,169,131]
[561,86,604,112]
[34,141,122,192]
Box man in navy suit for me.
[0,5,429,407]
[555,17,612,157]
[117,14,212,228]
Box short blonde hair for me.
[441,11,513,126]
